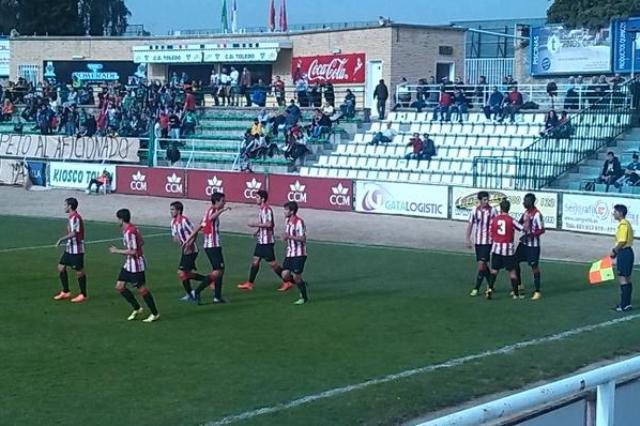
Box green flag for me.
[221,0,229,33]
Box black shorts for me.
[59,252,84,271]
[179,252,198,271]
[254,244,276,262]
[617,247,635,277]
[491,254,516,271]
[117,268,146,287]
[205,247,225,270]
[283,256,307,274]
[475,245,491,262]
[516,244,541,267]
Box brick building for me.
[9,23,463,110]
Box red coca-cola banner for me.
[186,170,267,203]
[267,174,353,211]
[116,166,186,198]
[291,53,366,84]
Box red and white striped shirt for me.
[468,205,497,245]
[66,212,85,254]
[257,203,275,245]
[518,208,545,247]
[123,224,145,272]
[285,215,307,257]
[171,214,197,254]
[201,206,221,248]
[490,213,523,256]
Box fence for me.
[473,87,633,190]
[464,58,514,86]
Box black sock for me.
[296,281,308,301]
[487,273,497,290]
[511,278,519,296]
[181,280,192,295]
[249,264,260,283]
[475,268,487,290]
[120,288,141,310]
[78,275,87,296]
[273,266,284,279]
[191,273,206,281]
[515,266,522,287]
[59,270,69,292]
[629,282,634,307]
[533,272,541,292]
[142,292,159,315]
[195,276,210,296]
[214,276,223,299]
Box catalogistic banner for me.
[451,187,558,229]
[562,193,640,235]
[48,162,116,190]
[354,181,448,218]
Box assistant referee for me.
[611,204,634,312]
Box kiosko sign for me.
[292,53,366,84]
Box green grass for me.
[2,215,640,426]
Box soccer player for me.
[281,201,309,305]
[184,192,230,304]
[611,204,634,312]
[486,199,526,300]
[238,190,291,291]
[109,209,160,323]
[465,191,497,296]
[170,201,208,301]
[54,197,88,303]
[515,193,546,300]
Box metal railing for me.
[168,21,379,36]
[394,83,632,114]
[472,88,633,190]
[464,58,514,86]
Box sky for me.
[127,0,549,35]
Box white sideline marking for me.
[0,233,166,253]
[203,314,640,425]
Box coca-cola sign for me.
[292,53,365,84]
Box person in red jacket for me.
[432,88,452,122]
[486,199,527,300]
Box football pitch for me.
[3,214,640,426]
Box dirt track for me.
[0,186,616,264]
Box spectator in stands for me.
[321,101,335,119]
[168,108,181,139]
[229,66,240,106]
[432,88,452,122]
[308,109,332,138]
[546,80,558,109]
[286,99,301,124]
[183,88,196,113]
[368,122,397,145]
[630,75,640,110]
[499,86,523,123]
[272,75,286,107]
[1,97,13,121]
[250,118,262,137]
[86,169,111,194]
[309,82,323,108]
[295,76,309,107]
[616,153,640,187]
[240,67,252,107]
[373,79,389,119]
[541,110,559,137]
[323,82,335,107]
[450,88,468,123]
[564,76,580,110]
[598,151,623,191]
[394,77,411,110]
[158,109,169,139]
[181,109,197,137]
[340,89,356,119]
[483,86,503,122]
[404,133,423,160]
[250,79,268,108]
[553,110,574,139]
[219,67,231,106]
[210,69,220,106]
[422,133,437,162]
[474,75,488,106]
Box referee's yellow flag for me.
[589,256,615,285]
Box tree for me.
[19,0,83,36]
[547,0,640,29]
[82,0,130,36]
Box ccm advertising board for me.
[451,187,558,229]
[562,193,640,235]
[530,25,612,75]
[49,162,116,190]
[354,181,447,218]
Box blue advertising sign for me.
[26,161,46,186]
[530,25,612,75]
[612,17,640,73]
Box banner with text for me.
[0,134,140,162]
[292,53,366,84]
[451,187,559,229]
[612,17,640,73]
[0,158,26,185]
[562,193,640,235]
[186,170,268,203]
[354,181,448,218]
[49,162,117,190]
[116,166,185,198]
[267,175,353,211]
